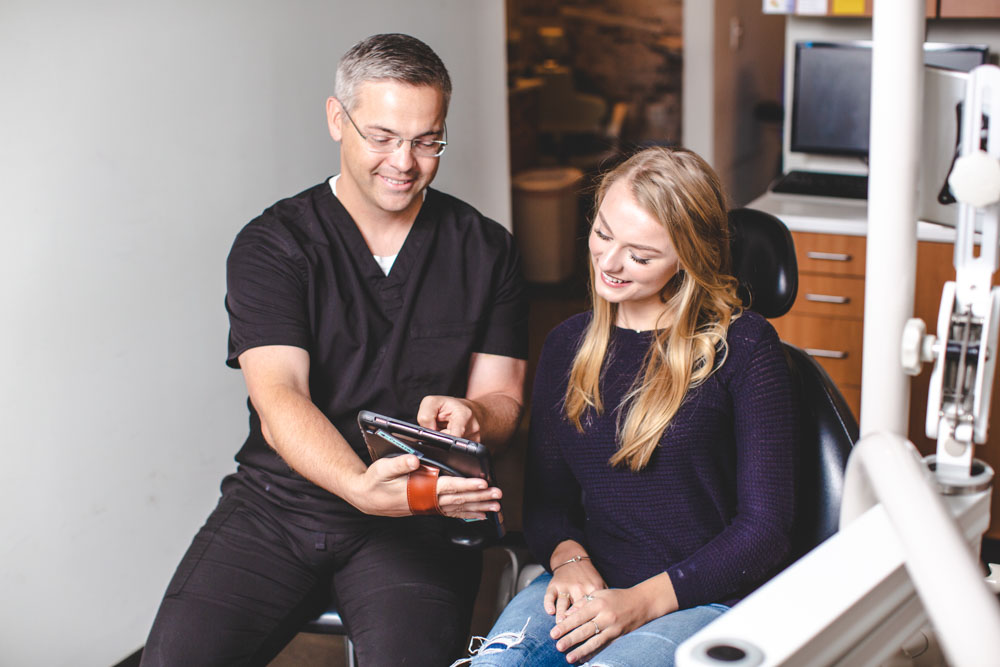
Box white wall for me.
[682,0,715,161]
[683,0,785,207]
[0,1,508,664]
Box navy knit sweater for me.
[524,310,797,609]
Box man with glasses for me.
[141,33,527,666]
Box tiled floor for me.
[269,634,349,667]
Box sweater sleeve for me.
[666,319,798,608]
[523,324,588,569]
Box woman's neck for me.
[615,302,673,333]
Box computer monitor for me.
[790,40,988,158]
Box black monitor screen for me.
[790,41,988,157]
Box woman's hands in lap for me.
[543,559,606,622]
[547,571,679,664]
[551,587,657,663]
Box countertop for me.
[747,191,960,243]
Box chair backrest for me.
[728,207,799,319]
[727,207,859,558]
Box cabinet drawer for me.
[792,232,867,277]
[939,0,1000,18]
[771,314,863,387]
[791,274,865,319]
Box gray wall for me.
[0,1,508,664]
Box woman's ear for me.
[660,270,685,303]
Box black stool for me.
[301,605,356,667]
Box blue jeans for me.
[454,574,728,667]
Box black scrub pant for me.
[140,483,482,667]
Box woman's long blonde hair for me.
[564,147,743,471]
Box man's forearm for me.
[463,353,527,451]
[254,383,367,502]
[469,391,524,452]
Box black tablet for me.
[358,410,505,538]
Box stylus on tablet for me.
[375,428,465,477]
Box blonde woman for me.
[459,147,797,666]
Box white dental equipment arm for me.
[912,64,1000,482]
[676,65,1000,667]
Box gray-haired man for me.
[141,33,527,666]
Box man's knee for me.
[344,581,475,666]
[141,597,255,667]
[141,496,322,666]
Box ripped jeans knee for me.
[452,614,570,666]
[450,574,565,666]
[450,617,532,666]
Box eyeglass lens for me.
[364,136,445,157]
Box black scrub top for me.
[224,180,528,517]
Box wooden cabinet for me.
[772,230,1000,539]
[939,0,1000,18]
[771,232,867,416]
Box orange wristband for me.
[406,464,442,515]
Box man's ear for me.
[326,97,344,142]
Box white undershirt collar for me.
[329,174,398,276]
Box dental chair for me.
[494,206,860,611]
[727,207,859,560]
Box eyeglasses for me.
[340,103,448,158]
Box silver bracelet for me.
[552,555,591,572]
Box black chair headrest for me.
[728,208,798,319]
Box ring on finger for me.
[591,620,601,635]
[558,592,570,598]
[584,594,594,602]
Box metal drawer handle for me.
[805,293,850,304]
[806,251,852,262]
[805,348,849,359]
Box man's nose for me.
[386,141,416,171]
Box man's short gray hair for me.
[335,33,452,114]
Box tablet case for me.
[358,410,505,538]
